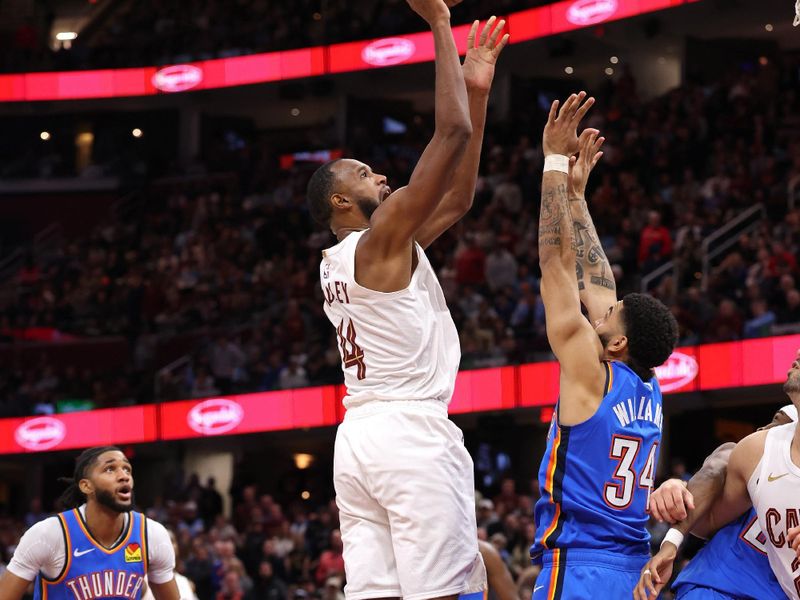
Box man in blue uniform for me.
[532,94,679,599]
[633,405,797,600]
[0,446,179,600]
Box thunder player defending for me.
[531,96,679,598]
[633,405,797,600]
[306,2,508,599]
[0,446,179,600]
[638,348,800,599]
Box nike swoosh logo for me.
[768,473,789,482]
[534,586,545,593]
[73,548,95,557]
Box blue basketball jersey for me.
[673,509,785,599]
[532,361,663,561]
[34,509,148,600]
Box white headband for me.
[780,404,798,423]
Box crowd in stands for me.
[3,0,542,73]
[0,467,694,600]
[1,52,800,417]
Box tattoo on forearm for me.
[590,263,616,290]
[539,183,569,251]
[576,261,585,290]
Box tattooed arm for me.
[567,130,617,324]
[538,93,606,426]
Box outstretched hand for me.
[649,478,696,523]
[462,16,509,92]
[568,128,604,199]
[542,92,595,157]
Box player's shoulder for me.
[143,515,170,539]
[729,429,769,477]
[25,514,63,536]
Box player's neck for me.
[333,224,368,241]
[84,502,127,547]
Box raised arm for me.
[538,93,606,426]
[360,0,471,263]
[416,17,509,249]
[567,130,617,323]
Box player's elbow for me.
[437,120,473,144]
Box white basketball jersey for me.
[747,421,800,599]
[320,230,460,409]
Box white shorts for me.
[334,400,486,600]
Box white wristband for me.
[543,154,570,174]
[661,528,684,550]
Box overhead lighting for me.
[759,56,769,65]
[132,128,143,138]
[40,131,51,141]
[301,490,311,500]
[605,67,614,75]
[765,23,773,31]
[55,32,77,41]
[564,66,574,74]
[294,453,314,469]
[290,107,301,117]
[610,56,619,64]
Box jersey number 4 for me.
[604,435,659,510]
[337,318,366,380]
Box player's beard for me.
[95,488,134,513]
[784,371,800,395]
[354,196,379,221]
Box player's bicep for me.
[0,570,34,600]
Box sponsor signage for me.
[151,64,203,93]
[0,0,697,102]
[0,334,794,454]
[0,406,158,454]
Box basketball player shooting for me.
[0,446,179,600]
[306,2,508,599]
[530,94,678,598]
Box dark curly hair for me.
[621,293,679,381]
[306,159,342,227]
[57,446,123,510]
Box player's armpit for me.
[540,264,605,426]
[148,577,180,600]
[0,570,33,600]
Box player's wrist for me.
[661,528,684,551]
[543,154,570,174]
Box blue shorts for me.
[674,585,738,600]
[532,549,648,599]
[458,593,485,600]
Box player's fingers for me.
[683,488,695,511]
[651,494,668,522]
[488,19,506,47]
[493,32,510,57]
[578,127,597,147]
[467,20,478,49]
[548,99,559,123]
[593,135,606,154]
[573,95,595,122]
[669,487,687,520]
[569,156,577,168]
[479,15,496,46]
[591,151,603,167]
[557,94,577,120]
[567,91,586,117]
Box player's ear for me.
[609,335,627,354]
[78,478,93,496]
[331,193,350,211]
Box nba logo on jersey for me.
[124,544,142,563]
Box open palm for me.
[462,17,509,92]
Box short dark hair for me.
[306,159,342,227]
[621,293,678,379]
[57,446,123,510]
